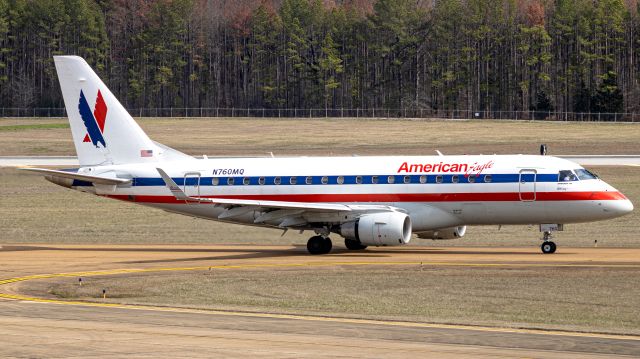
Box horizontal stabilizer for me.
[20,168,131,185]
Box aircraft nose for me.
[609,198,634,216]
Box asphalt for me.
[1,245,639,358]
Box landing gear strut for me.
[307,235,332,255]
[540,231,557,254]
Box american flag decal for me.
[140,149,153,157]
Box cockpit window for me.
[575,169,598,180]
[558,170,578,182]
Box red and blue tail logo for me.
[78,90,107,148]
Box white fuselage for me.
[68,154,633,232]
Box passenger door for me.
[183,172,201,199]
[518,169,537,202]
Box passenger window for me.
[403,175,411,184]
[321,176,328,184]
[305,176,313,185]
[258,177,265,185]
[435,175,443,184]
[337,176,344,184]
[371,175,379,184]
[387,175,395,184]
[290,176,297,185]
[227,177,234,185]
[274,177,281,185]
[212,177,219,186]
[419,175,427,184]
[452,175,459,183]
[356,176,363,184]
[484,174,492,183]
[558,170,578,182]
[468,175,476,183]
[243,177,250,185]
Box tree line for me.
[1,0,639,116]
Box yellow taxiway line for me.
[2,260,640,342]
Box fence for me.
[1,107,638,122]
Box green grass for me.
[47,265,640,335]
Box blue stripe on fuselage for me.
[125,173,560,187]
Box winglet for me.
[156,168,190,200]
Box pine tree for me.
[0,0,9,88]
[319,32,343,109]
[593,70,624,115]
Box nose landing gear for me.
[541,238,556,254]
[540,230,557,254]
[539,224,562,254]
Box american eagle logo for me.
[78,90,107,148]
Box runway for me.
[1,245,639,358]
[1,155,640,167]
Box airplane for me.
[22,56,634,255]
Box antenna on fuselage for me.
[435,150,444,156]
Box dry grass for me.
[1,165,638,247]
[1,117,640,156]
[46,265,640,335]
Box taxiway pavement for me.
[1,245,639,358]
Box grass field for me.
[45,265,640,335]
[1,117,640,156]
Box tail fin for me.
[54,56,189,166]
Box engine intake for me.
[340,212,412,246]
[416,226,467,240]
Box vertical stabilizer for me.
[54,56,186,166]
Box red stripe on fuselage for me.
[104,191,628,204]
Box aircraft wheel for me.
[323,237,332,253]
[345,238,367,250]
[541,241,556,254]
[307,236,332,255]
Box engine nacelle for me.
[340,212,412,246]
[416,226,467,240]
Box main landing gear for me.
[540,231,557,254]
[306,236,368,254]
[344,238,367,251]
[307,235,332,255]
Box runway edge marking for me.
[1,260,640,342]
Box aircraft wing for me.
[156,168,400,227]
[20,167,131,185]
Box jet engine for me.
[340,212,412,246]
[416,226,467,240]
